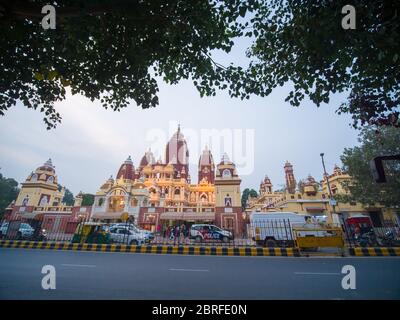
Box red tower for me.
[284,161,297,194]
[198,146,215,183]
[165,125,189,181]
[116,156,135,181]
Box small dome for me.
[199,146,214,166]
[219,153,232,165]
[116,156,135,180]
[37,158,55,173]
[333,165,343,175]
[284,161,293,168]
[140,149,155,167]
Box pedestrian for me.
[169,226,175,241]
[180,224,186,238]
[174,225,180,244]
[157,224,161,235]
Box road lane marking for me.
[61,264,96,268]
[169,268,209,272]
[294,272,341,275]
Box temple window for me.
[222,169,231,178]
[31,174,38,182]
[224,194,232,207]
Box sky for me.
[0,36,361,196]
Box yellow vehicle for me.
[71,222,111,244]
[292,225,345,255]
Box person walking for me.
[174,225,180,245]
[169,226,175,241]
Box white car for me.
[190,224,234,243]
[0,222,35,239]
[110,223,154,240]
[108,227,148,245]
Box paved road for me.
[0,248,399,299]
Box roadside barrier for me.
[0,240,300,256]
[348,247,400,256]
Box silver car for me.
[108,227,148,245]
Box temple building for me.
[92,126,244,233]
[4,159,91,237]
[246,162,399,227]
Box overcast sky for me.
[0,37,360,196]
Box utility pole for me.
[320,153,337,224]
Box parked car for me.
[249,212,328,247]
[110,223,154,240]
[190,224,234,243]
[0,222,47,240]
[109,227,149,245]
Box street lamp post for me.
[320,153,337,224]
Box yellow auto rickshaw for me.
[71,222,111,244]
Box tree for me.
[0,0,257,128]
[241,188,258,209]
[0,172,20,217]
[81,193,95,206]
[244,0,400,128]
[339,127,400,207]
[62,188,74,206]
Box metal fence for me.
[0,216,82,242]
[1,215,399,248]
[248,219,295,247]
[342,220,400,247]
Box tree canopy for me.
[0,0,256,128]
[81,193,95,206]
[339,127,400,207]
[0,0,398,128]
[244,0,399,128]
[62,187,74,206]
[0,172,19,217]
[241,188,258,209]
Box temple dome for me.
[140,149,155,168]
[199,146,214,166]
[165,125,189,166]
[116,156,135,180]
[37,158,55,173]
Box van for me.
[249,212,326,247]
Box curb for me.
[348,247,400,256]
[0,240,300,257]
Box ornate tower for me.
[116,156,135,181]
[139,149,155,170]
[165,125,189,181]
[15,158,64,207]
[214,153,243,234]
[303,174,318,196]
[284,161,296,194]
[198,146,215,184]
[259,175,273,194]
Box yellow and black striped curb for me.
[0,240,300,256]
[349,247,400,256]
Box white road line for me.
[294,272,341,275]
[169,268,209,272]
[61,264,96,268]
